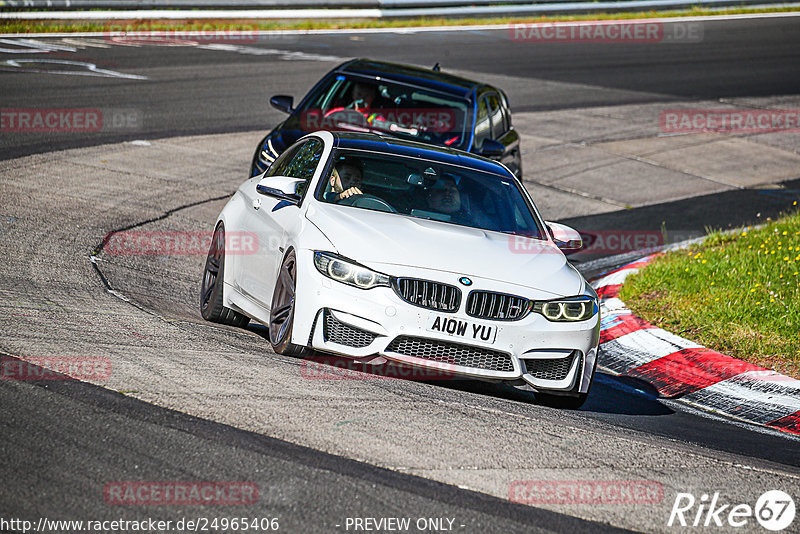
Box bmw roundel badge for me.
[459,277,473,286]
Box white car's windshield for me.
[316,149,546,239]
[297,75,470,150]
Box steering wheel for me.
[323,108,368,128]
[337,194,397,213]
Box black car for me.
[251,58,522,179]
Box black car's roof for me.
[331,132,512,177]
[336,59,486,99]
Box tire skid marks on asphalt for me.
[1,59,148,80]
[59,37,112,49]
[196,43,343,62]
[0,37,77,54]
[592,256,800,435]
[0,37,341,66]
[0,38,147,79]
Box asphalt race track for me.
[1,14,800,533]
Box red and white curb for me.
[591,254,800,436]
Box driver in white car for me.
[326,158,364,201]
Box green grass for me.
[2,6,800,34]
[620,208,800,379]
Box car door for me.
[238,137,324,308]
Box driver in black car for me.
[326,158,364,202]
[347,82,378,112]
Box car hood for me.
[305,203,583,297]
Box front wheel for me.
[269,250,312,357]
[535,392,588,410]
[200,224,249,327]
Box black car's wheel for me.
[269,250,312,356]
[200,224,249,327]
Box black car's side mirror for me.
[270,95,294,114]
[477,139,504,157]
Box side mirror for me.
[477,138,504,157]
[256,175,304,204]
[546,221,583,252]
[270,95,294,114]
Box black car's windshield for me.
[316,149,546,239]
[297,75,470,150]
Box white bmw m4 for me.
[201,131,600,408]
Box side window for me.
[474,97,490,149]
[283,138,324,181]
[270,139,324,179]
[487,94,506,139]
[268,144,301,177]
[279,138,325,198]
[499,91,512,128]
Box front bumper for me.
[292,250,600,393]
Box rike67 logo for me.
[668,490,795,531]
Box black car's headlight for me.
[313,252,390,290]
[532,296,597,322]
[260,138,279,164]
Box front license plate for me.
[426,314,497,344]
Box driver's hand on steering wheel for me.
[338,187,363,200]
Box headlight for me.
[532,296,597,322]
[260,138,279,164]
[313,252,390,290]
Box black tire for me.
[535,392,588,410]
[536,357,596,410]
[200,224,249,327]
[269,249,313,357]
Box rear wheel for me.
[200,224,249,327]
[269,250,312,356]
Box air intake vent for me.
[393,278,461,312]
[385,336,514,372]
[466,291,530,321]
[523,352,578,381]
[323,311,378,348]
